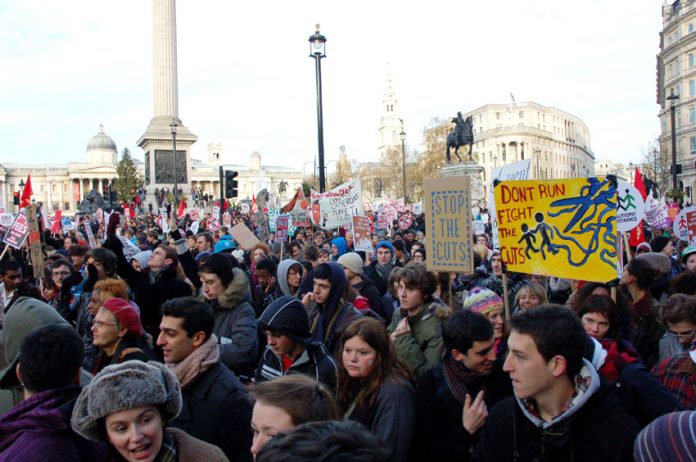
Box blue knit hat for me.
[376,240,394,256]
[634,411,696,462]
[214,235,236,254]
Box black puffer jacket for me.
[204,268,259,379]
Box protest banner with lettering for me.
[489,160,531,248]
[3,210,29,249]
[310,179,363,229]
[473,220,486,236]
[231,223,260,249]
[84,221,97,248]
[494,178,617,283]
[423,176,474,273]
[352,215,373,252]
[207,217,220,232]
[616,181,645,232]
[275,215,289,242]
[645,197,669,229]
[267,208,280,232]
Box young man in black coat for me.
[413,310,512,462]
[157,297,253,462]
[471,305,640,462]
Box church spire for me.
[378,64,403,157]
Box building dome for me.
[86,124,117,164]
[86,124,117,152]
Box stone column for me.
[47,181,52,209]
[153,0,178,119]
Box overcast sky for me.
[0,0,665,173]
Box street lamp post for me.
[400,123,407,205]
[667,89,679,192]
[309,24,327,193]
[170,119,178,206]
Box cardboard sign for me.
[3,210,29,249]
[673,207,694,242]
[494,178,617,283]
[616,181,645,232]
[423,176,474,273]
[230,223,260,249]
[352,215,373,252]
[310,179,364,229]
[26,205,46,280]
[275,215,289,242]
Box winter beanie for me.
[463,288,504,316]
[376,240,395,257]
[650,236,671,253]
[337,252,364,275]
[258,296,312,344]
[100,298,143,337]
[634,411,696,462]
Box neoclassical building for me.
[0,126,304,213]
[424,102,595,185]
[657,0,696,202]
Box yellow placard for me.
[493,178,617,283]
[423,176,474,274]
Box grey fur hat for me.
[71,361,182,441]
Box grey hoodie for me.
[277,259,303,297]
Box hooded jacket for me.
[205,268,259,379]
[0,386,107,462]
[387,299,449,379]
[305,262,363,354]
[277,259,303,297]
[255,296,337,389]
[471,360,640,462]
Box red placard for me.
[3,211,29,249]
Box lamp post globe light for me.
[309,24,327,193]
[170,118,178,206]
[400,123,407,205]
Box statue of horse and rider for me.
[446,112,474,163]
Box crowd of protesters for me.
[0,202,694,461]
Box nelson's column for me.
[138,0,197,207]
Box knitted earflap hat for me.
[71,361,182,441]
[463,287,504,316]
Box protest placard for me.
[231,223,260,249]
[207,217,220,232]
[84,221,97,248]
[267,208,280,232]
[310,179,363,229]
[473,220,486,236]
[616,181,645,232]
[352,216,373,252]
[0,213,15,228]
[423,176,474,273]
[493,178,617,283]
[673,207,694,242]
[645,197,669,229]
[275,215,289,242]
[3,210,29,249]
[489,160,531,248]
[398,214,413,230]
[687,209,696,245]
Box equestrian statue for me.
[446,111,474,163]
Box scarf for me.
[441,352,489,405]
[376,262,395,280]
[153,430,177,462]
[167,334,220,390]
[598,339,639,382]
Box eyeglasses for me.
[93,320,119,329]
[52,271,70,277]
[666,329,696,339]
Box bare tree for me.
[641,138,669,197]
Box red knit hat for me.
[100,298,142,336]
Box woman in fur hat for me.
[71,361,228,461]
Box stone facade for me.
[0,128,303,213]
[657,0,696,203]
[420,102,595,189]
